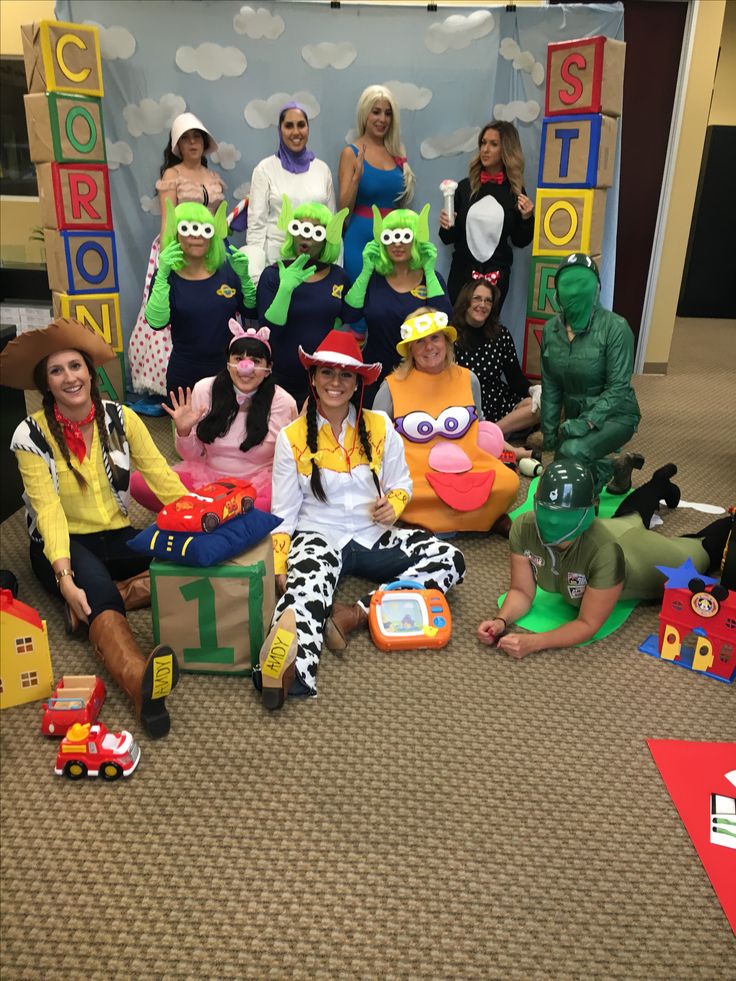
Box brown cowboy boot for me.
[65,572,150,638]
[259,608,298,711]
[328,602,368,648]
[116,571,151,611]
[88,610,180,739]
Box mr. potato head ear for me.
[416,203,431,244]
[213,201,228,239]
[327,207,349,245]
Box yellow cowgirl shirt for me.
[12,404,186,564]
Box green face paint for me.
[535,505,595,546]
[556,266,599,333]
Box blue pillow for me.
[128,509,282,567]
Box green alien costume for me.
[540,255,641,492]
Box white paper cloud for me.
[83,21,136,60]
[233,5,285,39]
[302,41,357,70]
[421,127,480,160]
[140,194,161,216]
[105,139,133,170]
[499,37,545,87]
[244,91,320,129]
[233,182,251,200]
[383,80,432,111]
[123,94,186,138]
[176,43,247,81]
[210,142,241,171]
[493,100,541,124]
[425,11,494,55]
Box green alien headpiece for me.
[278,196,348,265]
[161,200,228,273]
[371,204,430,276]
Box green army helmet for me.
[553,252,599,288]
[535,461,596,546]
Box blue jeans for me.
[30,527,151,624]
[340,539,415,584]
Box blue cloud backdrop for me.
[55,0,624,372]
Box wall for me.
[0,0,55,268]
[642,0,728,372]
[709,0,736,126]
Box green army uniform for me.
[510,512,709,607]
[540,307,641,491]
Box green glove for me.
[345,240,381,310]
[145,241,182,328]
[227,245,257,308]
[559,418,590,440]
[418,241,443,299]
[264,254,315,326]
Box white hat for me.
[170,112,218,156]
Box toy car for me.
[55,723,141,781]
[41,675,106,736]
[157,478,256,533]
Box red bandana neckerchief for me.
[480,171,505,185]
[54,403,95,463]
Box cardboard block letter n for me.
[22,21,103,97]
[546,36,626,118]
[53,291,122,351]
[532,189,607,258]
[24,92,105,164]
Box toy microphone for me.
[439,180,458,227]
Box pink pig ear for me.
[477,421,504,459]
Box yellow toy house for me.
[0,589,54,709]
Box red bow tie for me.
[480,171,505,185]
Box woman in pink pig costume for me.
[130,322,297,512]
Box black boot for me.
[606,452,646,495]
[687,512,735,576]
[613,463,680,528]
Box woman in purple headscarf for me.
[246,102,336,267]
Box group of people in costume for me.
[2,88,731,732]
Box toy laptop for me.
[368,580,452,651]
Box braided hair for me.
[305,371,381,503]
[32,350,110,491]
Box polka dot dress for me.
[456,326,525,421]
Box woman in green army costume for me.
[539,253,642,494]
[478,461,731,658]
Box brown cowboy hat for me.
[0,318,116,391]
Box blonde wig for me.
[392,306,456,381]
[354,85,415,207]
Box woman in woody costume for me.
[254,329,465,710]
[1,319,187,738]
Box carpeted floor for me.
[1,318,735,979]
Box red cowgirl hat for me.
[298,329,382,385]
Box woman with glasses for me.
[130,322,297,513]
[453,279,540,441]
